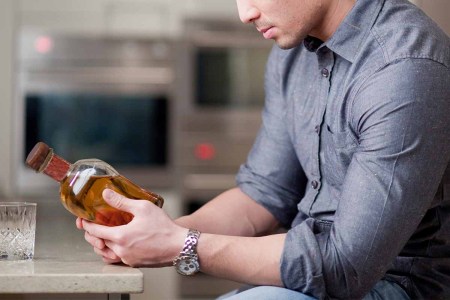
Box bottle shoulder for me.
[71,159,119,176]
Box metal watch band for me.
[180,229,200,256]
[173,229,201,275]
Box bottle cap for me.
[26,142,52,172]
[25,142,71,182]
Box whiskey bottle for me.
[26,142,164,226]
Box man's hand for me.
[76,216,122,264]
[76,189,187,267]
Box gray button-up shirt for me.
[236,0,450,298]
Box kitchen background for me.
[0,1,448,299]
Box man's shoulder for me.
[370,0,449,67]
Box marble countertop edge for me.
[0,274,144,294]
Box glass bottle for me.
[26,142,164,226]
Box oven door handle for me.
[24,66,174,85]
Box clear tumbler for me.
[0,202,37,260]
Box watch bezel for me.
[174,254,200,275]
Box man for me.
[77,0,450,299]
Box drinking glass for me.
[0,202,37,260]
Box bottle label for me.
[70,168,97,195]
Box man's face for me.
[236,0,328,49]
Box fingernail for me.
[103,189,114,199]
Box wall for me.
[0,0,15,197]
[415,0,450,34]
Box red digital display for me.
[34,36,53,54]
[194,143,216,160]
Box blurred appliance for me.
[175,19,273,298]
[13,34,176,195]
[176,18,272,197]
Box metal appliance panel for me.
[14,33,176,195]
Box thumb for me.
[102,189,137,214]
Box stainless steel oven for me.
[176,18,272,195]
[175,18,273,299]
[13,33,176,196]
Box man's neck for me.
[311,0,356,41]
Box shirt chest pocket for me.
[322,125,359,187]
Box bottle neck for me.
[42,152,71,182]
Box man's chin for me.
[276,41,300,50]
[276,43,295,50]
[274,36,304,50]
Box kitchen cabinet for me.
[184,0,237,17]
[17,0,238,38]
[104,0,177,37]
[18,0,107,11]
[18,0,107,35]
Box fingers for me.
[102,256,122,264]
[81,219,116,241]
[84,231,106,250]
[76,217,83,229]
[78,217,123,264]
[84,230,122,263]
[102,189,140,215]
[92,244,121,261]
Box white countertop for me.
[0,196,143,294]
[0,254,143,294]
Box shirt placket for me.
[308,48,334,214]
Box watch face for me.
[176,255,200,275]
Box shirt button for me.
[311,180,319,189]
[314,125,320,134]
[321,68,329,78]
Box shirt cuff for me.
[280,219,327,299]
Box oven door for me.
[14,61,175,196]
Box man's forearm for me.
[174,188,285,286]
[197,232,286,286]
[175,187,280,237]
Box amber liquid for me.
[60,174,164,226]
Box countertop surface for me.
[0,254,143,294]
[0,195,143,294]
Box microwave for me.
[177,18,272,112]
[175,19,273,195]
[13,33,176,195]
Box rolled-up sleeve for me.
[281,59,450,298]
[236,46,308,227]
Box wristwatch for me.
[173,229,201,275]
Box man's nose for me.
[236,0,259,24]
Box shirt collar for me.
[303,36,324,52]
[321,0,385,63]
